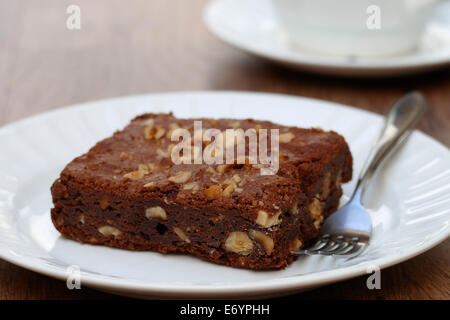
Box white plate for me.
[0,92,449,299]
[204,0,450,77]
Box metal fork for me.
[294,92,427,258]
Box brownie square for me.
[51,113,352,269]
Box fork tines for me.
[293,234,366,257]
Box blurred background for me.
[0,0,448,299]
[1,0,449,144]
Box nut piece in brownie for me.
[51,113,352,269]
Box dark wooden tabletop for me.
[0,0,449,300]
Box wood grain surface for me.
[0,0,448,300]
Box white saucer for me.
[204,0,450,77]
[0,92,449,299]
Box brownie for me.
[51,113,352,269]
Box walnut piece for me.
[143,118,155,129]
[222,183,235,198]
[309,197,324,229]
[279,132,295,143]
[168,170,192,184]
[98,226,122,237]
[249,230,274,255]
[216,164,228,174]
[232,174,241,183]
[123,163,150,180]
[143,182,155,188]
[183,182,199,191]
[255,210,282,228]
[145,206,167,220]
[100,196,109,210]
[204,185,222,199]
[225,231,253,255]
[144,126,166,140]
[138,164,149,174]
[154,127,166,139]
[173,227,191,243]
[123,170,146,180]
[156,148,169,158]
[289,238,303,251]
[166,122,180,139]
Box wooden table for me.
[0,0,448,300]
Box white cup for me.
[272,0,442,57]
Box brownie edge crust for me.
[51,113,352,270]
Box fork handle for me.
[352,92,427,201]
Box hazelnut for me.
[204,185,222,199]
[173,227,191,243]
[145,206,167,220]
[256,210,282,228]
[279,132,295,143]
[168,170,192,184]
[224,231,253,255]
[98,226,122,237]
[249,230,274,255]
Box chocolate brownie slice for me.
[51,113,352,269]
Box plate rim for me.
[203,0,450,75]
[0,91,449,298]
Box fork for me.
[293,92,427,258]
